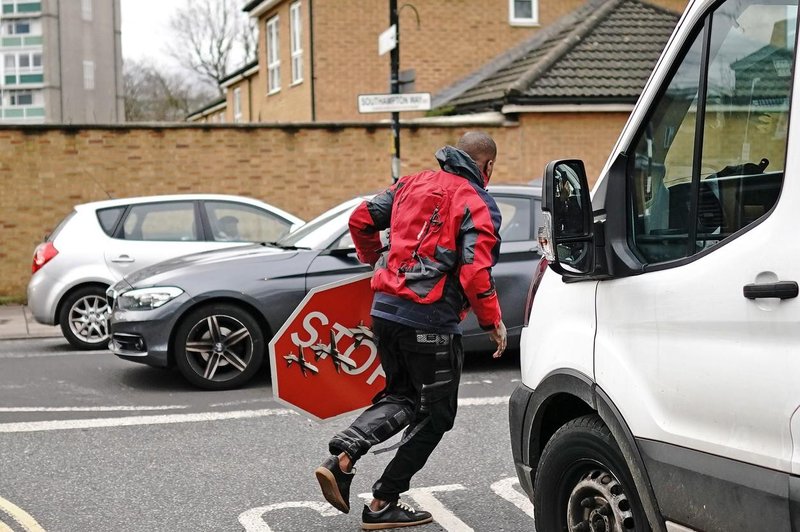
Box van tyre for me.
[59,285,110,350]
[534,414,650,532]
[174,303,264,390]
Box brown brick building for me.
[189,0,687,124]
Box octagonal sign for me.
[269,273,385,421]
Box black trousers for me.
[328,317,464,501]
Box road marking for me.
[0,495,46,532]
[490,477,534,519]
[0,396,508,434]
[239,501,339,532]
[0,405,188,413]
[0,408,295,433]
[457,396,508,406]
[0,352,101,359]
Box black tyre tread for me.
[534,413,651,532]
[58,284,109,350]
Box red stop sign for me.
[269,273,385,421]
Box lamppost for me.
[389,0,400,183]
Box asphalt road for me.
[0,338,535,532]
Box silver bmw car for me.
[108,186,543,390]
[27,194,303,350]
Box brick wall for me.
[0,111,627,298]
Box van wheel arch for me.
[524,370,667,532]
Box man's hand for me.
[490,320,507,359]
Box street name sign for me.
[378,24,397,56]
[358,93,431,113]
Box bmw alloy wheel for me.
[174,304,265,390]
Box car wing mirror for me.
[325,247,358,257]
[540,159,594,276]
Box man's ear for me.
[485,159,495,178]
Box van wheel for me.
[534,414,650,532]
[59,285,110,350]
[173,303,264,390]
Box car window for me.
[630,0,796,264]
[122,202,199,241]
[280,201,359,249]
[496,196,533,242]
[203,201,292,243]
[96,206,125,237]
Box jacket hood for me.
[435,145,488,188]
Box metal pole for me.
[390,0,400,183]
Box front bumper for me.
[509,383,536,500]
[108,293,192,368]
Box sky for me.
[120,0,182,68]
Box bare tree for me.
[123,59,216,122]
[167,0,257,94]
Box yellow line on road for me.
[0,496,45,532]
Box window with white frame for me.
[266,15,280,93]
[233,87,242,123]
[509,0,538,25]
[4,19,30,35]
[81,0,92,21]
[290,2,303,84]
[9,90,33,106]
[83,60,95,90]
[4,51,42,73]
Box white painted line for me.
[457,396,509,406]
[0,405,188,413]
[0,396,506,434]
[0,408,295,433]
[490,477,534,519]
[0,495,46,532]
[0,520,13,532]
[0,352,102,359]
[239,501,339,532]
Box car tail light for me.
[32,242,58,274]
[523,258,549,327]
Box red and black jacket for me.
[349,146,502,334]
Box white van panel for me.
[595,202,800,472]
[519,269,597,388]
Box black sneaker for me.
[314,455,354,513]
[361,500,433,530]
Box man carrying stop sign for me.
[315,131,507,530]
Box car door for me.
[103,200,221,280]
[461,192,541,348]
[593,2,800,528]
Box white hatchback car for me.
[27,194,303,350]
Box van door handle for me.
[743,281,798,300]
[111,255,135,263]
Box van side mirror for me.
[540,159,594,275]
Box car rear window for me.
[96,206,125,236]
[46,211,76,242]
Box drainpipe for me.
[309,0,316,121]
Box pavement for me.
[0,305,61,340]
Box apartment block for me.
[0,0,124,124]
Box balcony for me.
[1,2,41,16]
[0,105,44,121]
[4,67,43,86]
[1,35,42,47]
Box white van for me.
[509,0,800,531]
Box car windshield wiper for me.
[262,241,312,250]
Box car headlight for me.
[117,287,184,311]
